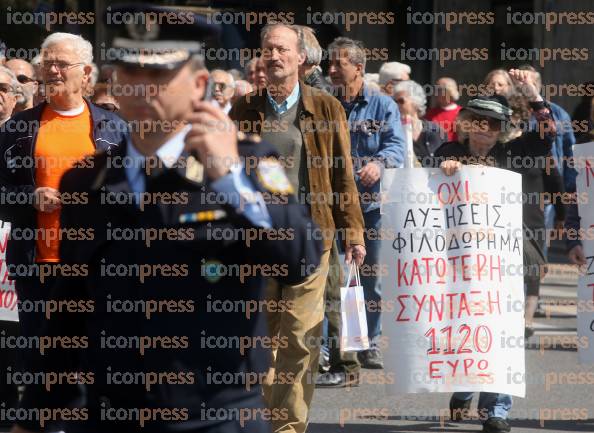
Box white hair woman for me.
[378,61,410,95]
[393,80,446,166]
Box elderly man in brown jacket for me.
[230,23,365,433]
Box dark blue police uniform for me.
[14,4,321,433]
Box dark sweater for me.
[414,119,447,167]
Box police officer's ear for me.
[190,61,209,101]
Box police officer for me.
[12,5,321,433]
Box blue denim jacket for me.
[530,101,577,192]
[342,84,406,213]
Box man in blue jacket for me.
[325,37,405,373]
[0,33,128,376]
[519,65,578,260]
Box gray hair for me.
[260,24,305,54]
[89,63,99,87]
[210,69,236,89]
[41,32,93,65]
[327,37,366,74]
[379,62,411,85]
[298,26,322,66]
[227,68,244,81]
[0,66,19,93]
[13,83,31,106]
[364,73,379,85]
[244,57,258,75]
[394,80,427,116]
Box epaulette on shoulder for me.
[237,131,262,144]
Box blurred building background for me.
[0,0,591,115]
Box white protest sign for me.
[0,221,18,321]
[380,167,525,397]
[573,141,594,364]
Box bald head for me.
[6,59,35,80]
[6,59,37,110]
[435,76,459,107]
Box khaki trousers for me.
[263,249,330,433]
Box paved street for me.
[309,263,594,433]
[1,264,589,433]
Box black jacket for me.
[414,119,447,167]
[0,100,129,273]
[303,67,333,94]
[564,132,593,251]
[17,137,322,432]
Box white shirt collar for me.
[211,99,232,114]
[50,104,86,116]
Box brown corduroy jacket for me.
[229,82,365,250]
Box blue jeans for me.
[453,392,512,419]
[361,209,382,342]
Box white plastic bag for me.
[340,263,369,352]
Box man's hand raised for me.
[184,101,240,181]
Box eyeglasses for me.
[17,74,36,84]
[41,61,84,72]
[395,98,406,104]
[212,82,230,91]
[0,83,13,94]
